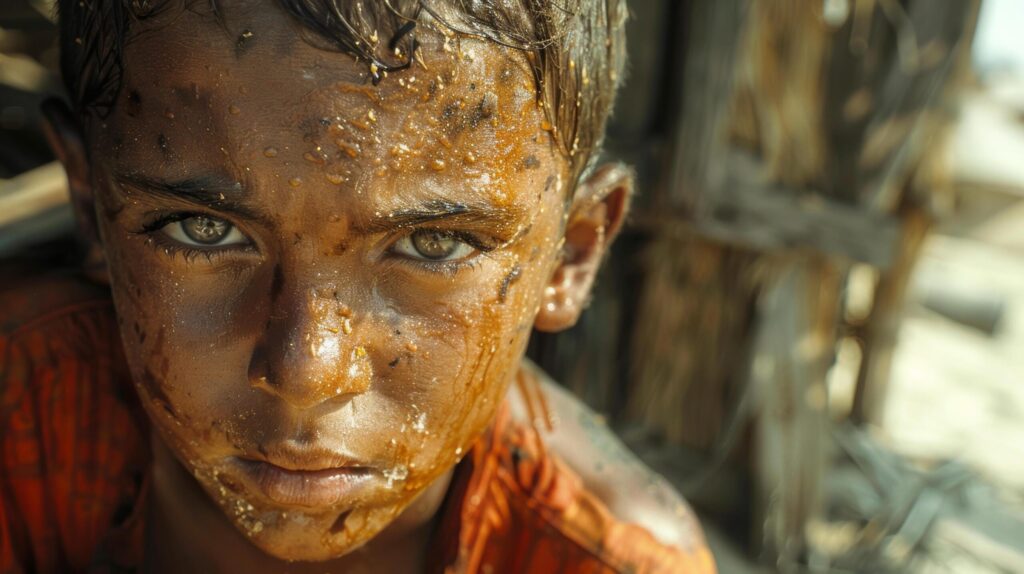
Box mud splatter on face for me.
[97,8,572,564]
[498,264,522,303]
[236,29,255,58]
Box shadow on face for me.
[67,0,575,560]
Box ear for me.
[40,98,107,280]
[534,163,633,333]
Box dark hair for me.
[56,0,628,178]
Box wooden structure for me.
[531,0,980,569]
[0,0,986,569]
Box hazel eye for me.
[393,230,476,261]
[161,215,248,247]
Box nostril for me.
[251,374,274,394]
[249,341,374,409]
[248,341,272,391]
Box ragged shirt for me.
[0,267,715,573]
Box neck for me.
[143,435,451,574]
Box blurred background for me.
[1,0,1022,572]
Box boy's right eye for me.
[160,215,249,247]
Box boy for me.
[0,0,716,572]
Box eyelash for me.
[399,252,488,276]
[137,212,249,264]
[138,213,497,274]
[389,229,496,276]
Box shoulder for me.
[508,362,711,552]
[0,261,121,409]
[0,259,113,338]
[479,362,716,573]
[0,261,146,572]
[0,260,121,412]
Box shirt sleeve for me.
[0,299,148,573]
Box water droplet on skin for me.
[303,151,325,165]
[464,151,477,164]
[164,109,175,120]
[336,140,359,158]
[430,159,446,171]
[228,104,241,115]
[413,412,427,433]
[383,464,408,489]
[289,177,302,188]
[263,147,278,158]
[326,173,345,185]
[455,447,463,456]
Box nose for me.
[249,278,373,410]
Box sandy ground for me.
[875,232,1024,573]
[881,230,1024,505]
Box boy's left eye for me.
[393,230,476,262]
[161,215,248,247]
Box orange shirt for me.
[0,269,715,573]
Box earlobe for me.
[534,163,633,333]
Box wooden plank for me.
[932,518,1024,573]
[0,161,69,229]
[751,260,842,567]
[698,151,901,269]
[664,0,748,213]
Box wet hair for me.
[56,0,628,178]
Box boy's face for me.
[75,2,593,562]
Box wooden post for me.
[626,0,980,567]
[751,258,841,568]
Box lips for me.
[231,448,378,508]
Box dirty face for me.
[87,2,570,561]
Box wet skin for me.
[49,2,632,570]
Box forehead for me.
[99,1,563,209]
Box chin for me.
[236,507,388,562]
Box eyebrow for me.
[356,199,524,234]
[114,171,268,222]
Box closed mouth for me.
[231,448,377,508]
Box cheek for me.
[386,242,554,476]
[101,223,265,450]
